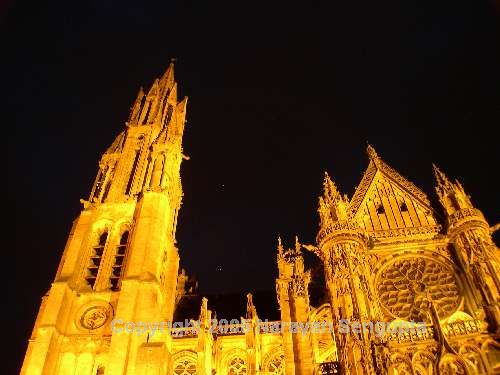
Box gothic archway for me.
[438,354,469,375]
[172,350,198,375]
[310,304,336,364]
[263,347,285,375]
[412,350,435,375]
[480,339,500,374]
[222,349,248,375]
[459,344,486,374]
[388,352,412,375]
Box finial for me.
[322,171,341,203]
[323,171,333,184]
[433,163,473,213]
[432,163,452,188]
[366,143,379,160]
[491,223,500,234]
[277,236,284,255]
[295,235,301,252]
[432,163,443,178]
[246,292,253,308]
[160,60,176,84]
[323,171,334,189]
[246,292,257,319]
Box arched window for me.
[125,137,144,195]
[173,358,197,375]
[110,230,129,291]
[446,193,461,211]
[101,181,112,202]
[137,95,146,122]
[142,101,152,125]
[376,203,385,214]
[92,166,108,201]
[150,154,165,188]
[228,357,247,375]
[125,151,141,195]
[165,104,173,125]
[266,353,284,375]
[86,232,107,289]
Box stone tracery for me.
[20,67,500,375]
[377,257,461,322]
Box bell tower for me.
[21,63,188,375]
[434,165,500,333]
[316,172,376,375]
[276,237,314,375]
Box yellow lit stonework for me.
[21,65,500,375]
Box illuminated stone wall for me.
[21,66,499,375]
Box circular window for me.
[376,257,461,322]
[75,301,113,330]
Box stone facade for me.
[21,65,500,375]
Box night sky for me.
[5,0,500,372]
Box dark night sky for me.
[5,0,500,372]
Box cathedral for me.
[21,64,500,375]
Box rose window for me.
[377,257,460,322]
[266,353,285,375]
[174,359,197,375]
[228,357,247,375]
[79,305,111,330]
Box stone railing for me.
[442,319,482,337]
[317,220,362,244]
[170,321,287,338]
[371,225,440,240]
[384,319,483,344]
[170,318,483,341]
[217,323,248,335]
[170,326,199,338]
[448,208,485,228]
[385,324,435,344]
[170,323,248,337]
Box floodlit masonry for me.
[22,64,500,374]
[109,319,427,339]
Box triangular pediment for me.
[349,148,439,237]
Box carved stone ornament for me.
[76,301,114,330]
[376,256,461,322]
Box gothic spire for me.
[246,293,258,320]
[128,86,145,124]
[432,164,452,190]
[277,236,284,255]
[319,171,349,223]
[146,78,160,97]
[160,61,175,87]
[433,164,473,214]
[366,143,379,161]
[295,235,301,252]
[322,171,341,204]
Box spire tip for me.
[366,143,379,160]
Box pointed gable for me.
[349,146,438,236]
